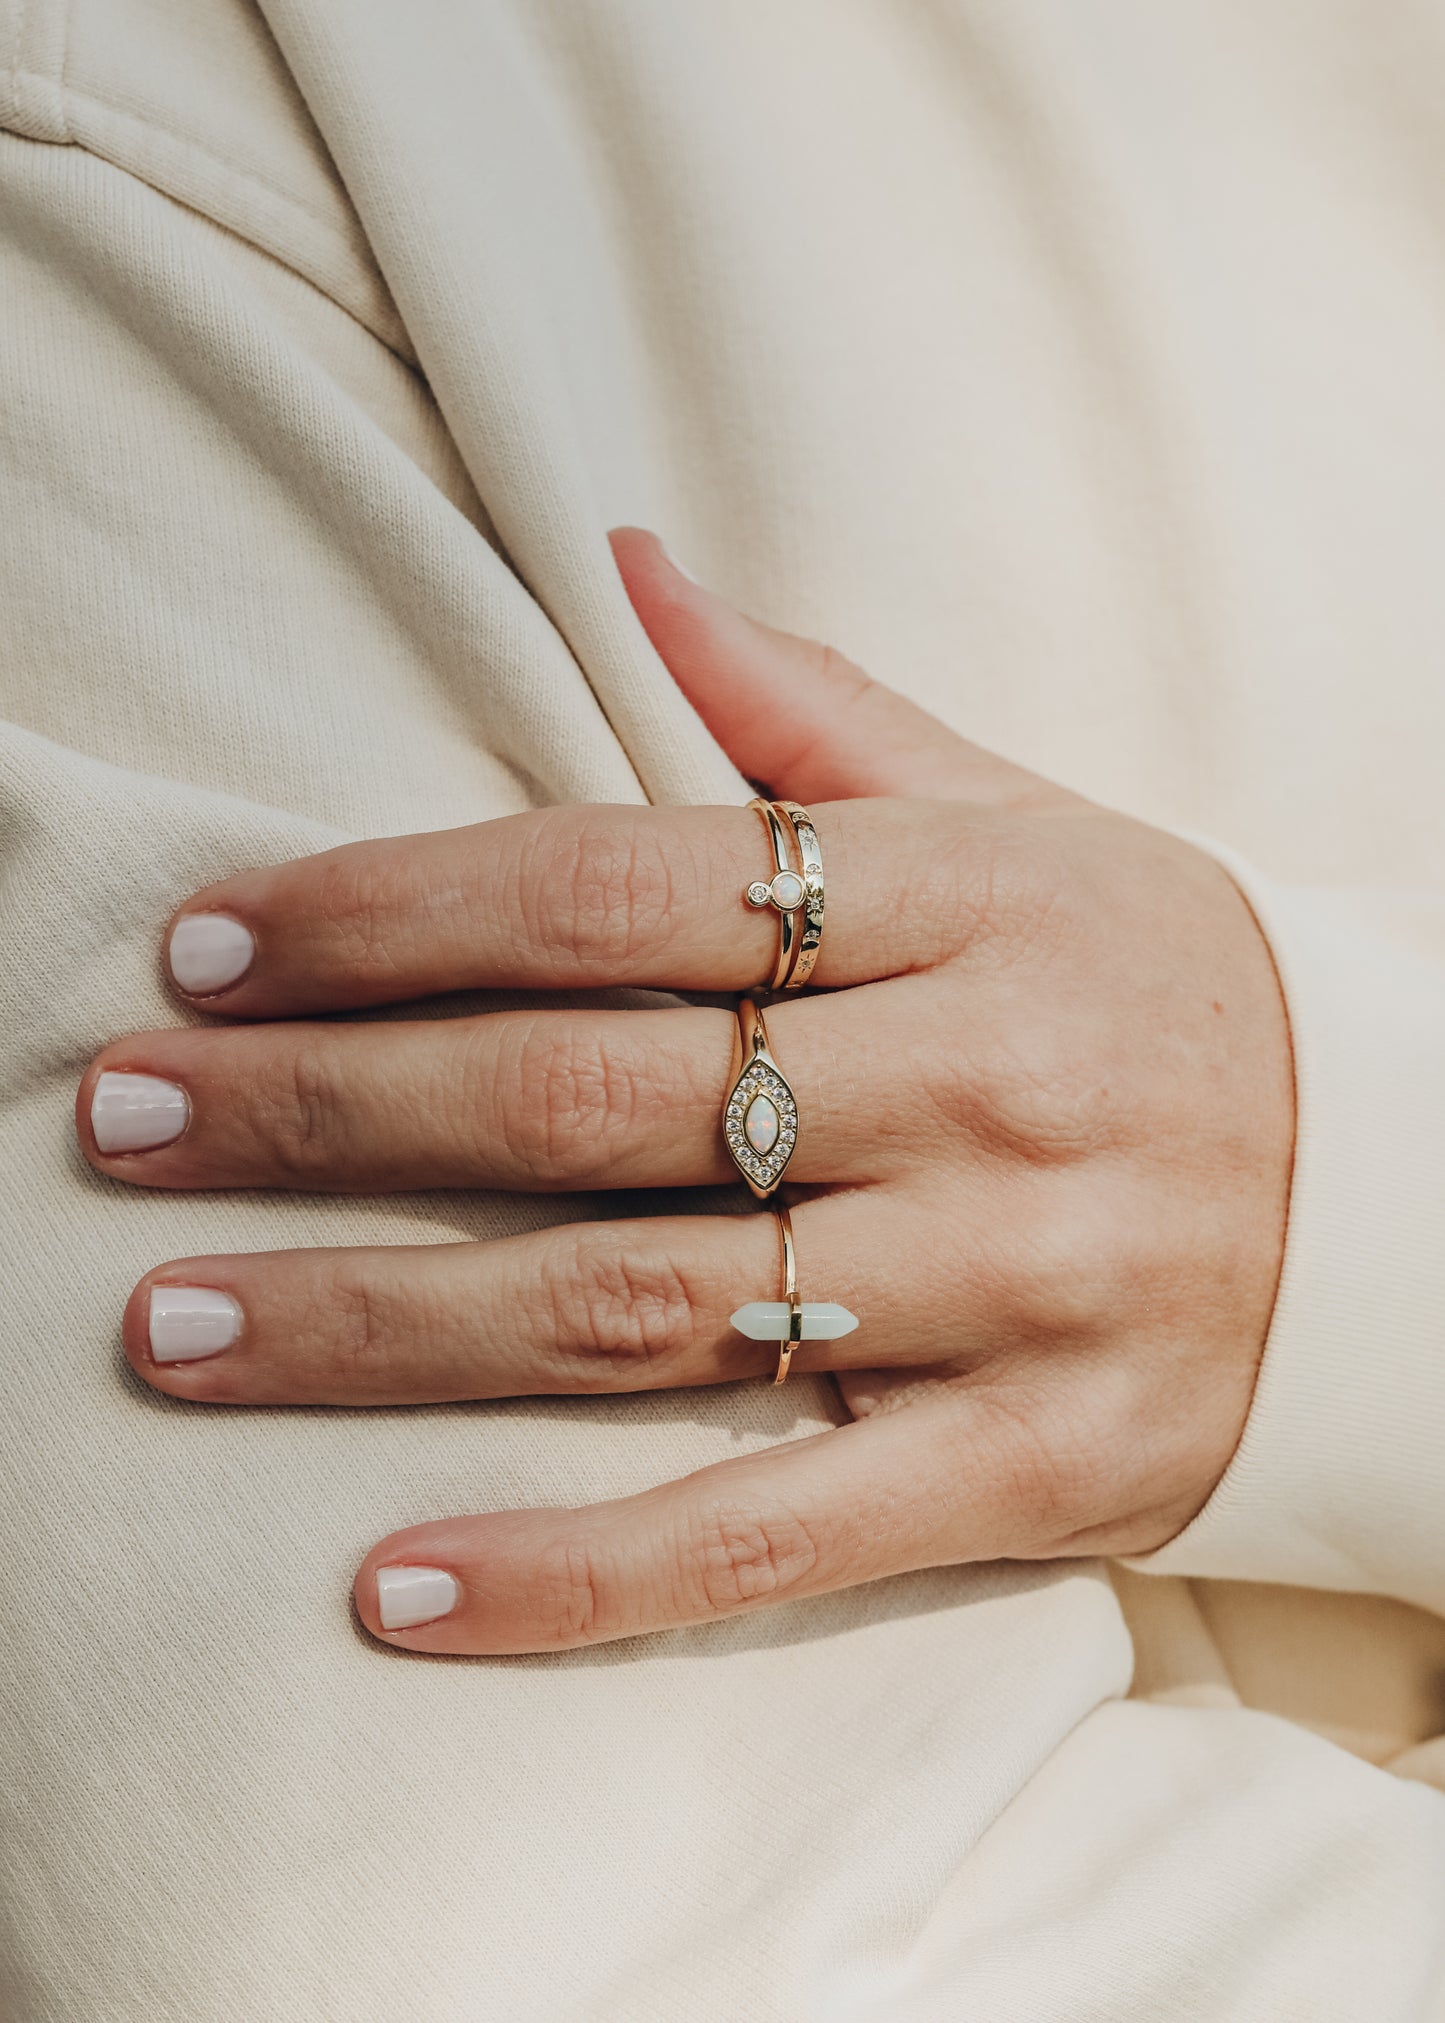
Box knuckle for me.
[543,1229,700,1379]
[934,1033,1115,1168]
[320,1261,389,1388]
[309,851,412,982]
[518,812,679,976]
[532,1537,606,1647]
[676,1500,821,1615]
[500,1024,657,1184]
[991,1201,1122,1344]
[262,1039,348,1177]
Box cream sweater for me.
[2,3,1444,2017]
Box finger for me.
[122,1197,890,1406]
[609,526,1077,811]
[120,1185,1059,1410]
[78,988,923,1192]
[120,1181,1011,1416]
[351,1385,1056,1653]
[161,797,958,1019]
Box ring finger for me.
[121,1192,952,1406]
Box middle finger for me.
[121,1190,968,1406]
[78,991,924,1193]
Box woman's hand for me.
[76,530,1294,1653]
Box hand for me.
[77,529,1294,1653]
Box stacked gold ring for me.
[729,798,840,1381]
[742,796,825,990]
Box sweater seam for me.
[0,66,413,366]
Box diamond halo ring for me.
[722,997,798,1198]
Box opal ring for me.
[730,1203,859,1385]
[722,997,799,1197]
[743,797,824,989]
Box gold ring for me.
[774,801,824,988]
[722,996,799,1197]
[726,1206,860,1383]
[771,1204,801,1385]
[743,797,806,990]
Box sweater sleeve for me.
[1121,838,1445,1612]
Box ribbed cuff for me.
[1122,837,1445,1613]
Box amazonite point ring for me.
[732,1203,858,1385]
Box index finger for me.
[162,799,972,1017]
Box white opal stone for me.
[729,1302,860,1341]
[744,1093,780,1155]
[770,870,805,910]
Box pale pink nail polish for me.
[168,913,255,995]
[149,1286,242,1363]
[91,1071,190,1154]
[376,1566,460,1630]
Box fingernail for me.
[376,1566,460,1630]
[168,913,255,995]
[149,1286,242,1364]
[660,543,700,585]
[91,1071,190,1154]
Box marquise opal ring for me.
[742,797,824,989]
[722,997,799,1197]
[730,1203,859,1385]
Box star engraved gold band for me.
[774,800,824,988]
[742,797,825,990]
[722,997,798,1198]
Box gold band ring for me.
[771,1204,801,1385]
[743,797,807,990]
[722,996,799,1197]
[775,800,824,988]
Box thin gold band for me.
[772,1202,801,1385]
[746,797,798,990]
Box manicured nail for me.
[168,913,255,995]
[149,1286,242,1364]
[660,543,699,585]
[376,1566,460,1630]
[91,1071,190,1153]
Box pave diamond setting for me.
[723,1058,798,1193]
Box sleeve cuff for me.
[1121,836,1445,1613]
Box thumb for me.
[609,526,1074,809]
